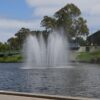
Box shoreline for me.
[0,60,99,65]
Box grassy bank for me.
[0,55,23,63]
[76,51,100,63]
[1,51,100,63]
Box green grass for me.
[0,54,23,62]
[1,51,100,63]
[76,51,100,63]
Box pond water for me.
[0,63,100,98]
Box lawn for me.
[0,54,23,62]
[76,51,100,63]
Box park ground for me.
[0,50,100,63]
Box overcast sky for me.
[0,0,100,42]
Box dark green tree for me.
[41,3,89,39]
[41,16,57,31]
[7,28,31,50]
[15,28,30,48]
[0,42,10,52]
[7,37,19,50]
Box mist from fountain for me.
[23,30,69,68]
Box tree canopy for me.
[0,3,90,51]
[41,3,89,39]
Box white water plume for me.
[23,30,69,68]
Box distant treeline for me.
[0,3,89,52]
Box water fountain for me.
[23,30,69,68]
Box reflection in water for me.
[0,63,100,98]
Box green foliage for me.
[0,3,89,55]
[0,42,10,52]
[41,3,89,39]
[7,28,31,50]
[41,16,57,30]
[7,28,48,51]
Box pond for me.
[0,63,100,98]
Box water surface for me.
[0,63,100,98]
